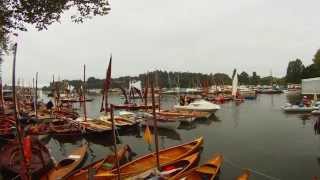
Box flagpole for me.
[110,104,120,179]
[144,74,148,108]
[11,43,28,180]
[83,64,87,121]
[151,77,160,170]
[35,72,38,119]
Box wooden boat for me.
[77,118,112,134]
[172,153,223,180]
[66,145,131,180]
[0,138,53,176]
[49,119,83,136]
[94,137,203,179]
[41,143,88,180]
[99,115,138,128]
[142,117,181,130]
[113,103,159,111]
[236,169,251,180]
[129,152,200,180]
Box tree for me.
[313,49,320,65]
[286,59,304,84]
[1,0,111,47]
[250,72,260,85]
[302,64,320,79]
[238,71,250,85]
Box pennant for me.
[143,125,153,145]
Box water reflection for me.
[178,116,218,130]
[299,114,312,126]
[141,126,182,141]
[314,117,320,135]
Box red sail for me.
[104,55,112,111]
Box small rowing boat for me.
[0,138,53,177]
[66,145,131,180]
[172,153,223,180]
[129,152,200,180]
[94,137,203,179]
[41,143,88,180]
[236,169,251,180]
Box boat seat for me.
[195,165,217,174]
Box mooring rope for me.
[223,156,281,180]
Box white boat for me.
[311,110,320,115]
[281,104,318,113]
[174,100,220,114]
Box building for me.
[301,77,320,95]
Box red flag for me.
[23,136,32,165]
[102,55,112,112]
[105,55,112,91]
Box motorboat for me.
[281,103,319,113]
[174,100,220,114]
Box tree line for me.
[285,49,320,84]
[42,70,286,91]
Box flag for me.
[101,55,112,112]
[143,125,153,145]
[23,136,32,165]
[105,55,112,91]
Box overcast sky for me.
[2,0,320,86]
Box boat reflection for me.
[314,117,320,135]
[178,116,218,130]
[140,126,182,141]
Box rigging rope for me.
[223,156,281,180]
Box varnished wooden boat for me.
[172,153,223,180]
[113,103,159,111]
[49,119,82,136]
[78,119,112,134]
[129,152,200,180]
[66,145,131,180]
[236,169,251,180]
[0,138,53,177]
[41,143,88,180]
[94,137,203,179]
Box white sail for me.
[130,80,142,92]
[232,72,238,97]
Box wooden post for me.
[110,104,120,180]
[158,88,161,112]
[11,43,28,180]
[83,64,87,121]
[151,79,160,170]
[35,72,38,118]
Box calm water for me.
[11,94,320,179]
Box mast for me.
[110,104,120,180]
[11,43,29,180]
[104,54,112,113]
[0,58,4,114]
[151,77,160,170]
[83,64,87,121]
[144,74,149,107]
[35,72,38,119]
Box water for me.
[14,94,320,179]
